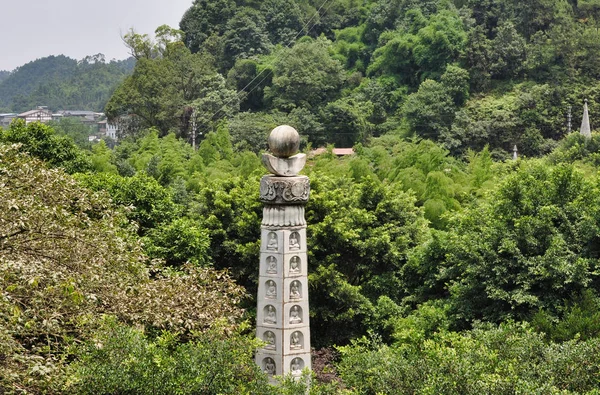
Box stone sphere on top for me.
[268,125,300,158]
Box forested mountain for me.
[0,54,134,113]
[5,0,600,393]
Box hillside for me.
[0,54,134,113]
[104,0,600,159]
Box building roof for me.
[310,147,355,156]
[18,109,52,117]
[58,110,96,116]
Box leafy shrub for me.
[0,119,91,173]
[337,322,600,394]
[0,145,245,392]
[67,318,271,394]
[533,289,600,342]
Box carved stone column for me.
[256,126,311,379]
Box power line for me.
[235,0,338,106]
[234,0,332,96]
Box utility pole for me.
[191,109,197,151]
[567,105,572,134]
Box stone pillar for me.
[256,126,311,379]
[581,99,591,139]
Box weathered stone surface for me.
[268,125,300,158]
[262,153,306,177]
[260,175,309,204]
[262,206,306,227]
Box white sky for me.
[0,0,194,71]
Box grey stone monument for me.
[256,125,311,379]
[581,99,591,138]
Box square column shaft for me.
[256,175,311,380]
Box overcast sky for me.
[0,0,194,71]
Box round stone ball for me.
[268,125,300,158]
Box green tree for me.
[90,140,118,173]
[105,31,227,139]
[227,58,272,111]
[260,0,304,45]
[489,21,526,79]
[47,117,95,149]
[76,172,180,236]
[306,172,429,345]
[227,111,280,152]
[321,97,375,147]
[222,7,272,69]
[440,64,470,106]
[464,25,492,91]
[68,319,271,394]
[179,0,237,54]
[403,79,456,140]
[266,37,345,111]
[0,119,91,173]
[409,161,600,326]
[143,217,210,267]
[368,9,467,86]
[337,321,600,394]
[190,74,239,139]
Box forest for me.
[3,0,600,393]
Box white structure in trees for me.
[256,125,311,380]
[581,99,591,138]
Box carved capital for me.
[260,175,310,205]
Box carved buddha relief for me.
[289,232,300,250]
[289,256,301,274]
[264,331,276,350]
[290,280,301,300]
[290,331,303,350]
[266,280,277,299]
[263,358,276,375]
[264,305,276,324]
[291,357,304,376]
[266,232,278,251]
[266,256,277,274]
[289,305,302,324]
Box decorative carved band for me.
[262,206,306,227]
[260,175,310,204]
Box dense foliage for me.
[6,0,600,393]
[92,0,600,159]
[0,144,247,392]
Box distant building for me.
[0,113,17,127]
[97,120,119,140]
[310,147,355,157]
[56,110,103,125]
[18,107,53,124]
